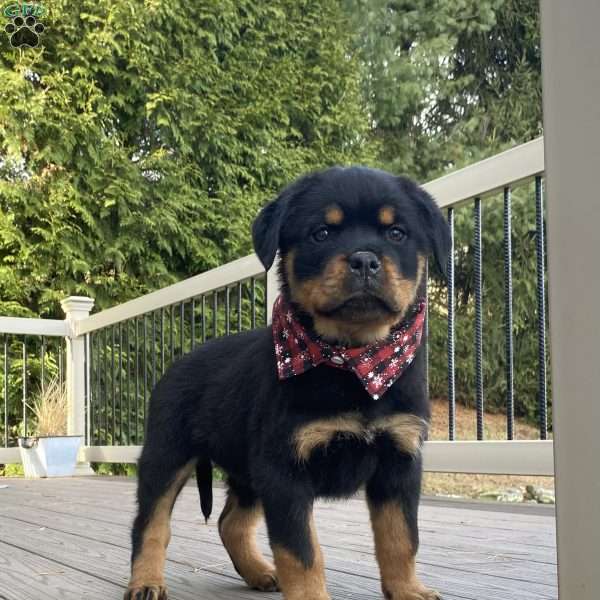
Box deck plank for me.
[0,477,557,600]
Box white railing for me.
[0,137,553,475]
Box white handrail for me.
[0,316,69,337]
[424,136,544,208]
[76,253,265,335]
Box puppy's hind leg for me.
[125,450,195,600]
[218,479,278,592]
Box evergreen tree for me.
[0,0,374,317]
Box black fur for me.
[129,166,450,593]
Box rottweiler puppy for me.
[125,166,450,600]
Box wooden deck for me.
[0,477,557,600]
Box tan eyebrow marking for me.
[378,206,395,226]
[324,205,344,225]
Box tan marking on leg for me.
[127,461,195,594]
[324,205,344,225]
[368,501,440,600]
[293,413,365,461]
[372,414,427,456]
[272,515,330,600]
[219,495,278,591]
[379,206,396,226]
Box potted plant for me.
[18,377,81,478]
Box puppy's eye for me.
[387,226,406,242]
[312,226,330,242]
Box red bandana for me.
[272,295,426,400]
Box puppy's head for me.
[253,167,450,345]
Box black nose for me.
[349,251,381,277]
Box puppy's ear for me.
[397,177,451,276]
[252,191,289,271]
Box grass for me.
[423,398,554,499]
[27,377,67,437]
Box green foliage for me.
[92,462,137,476]
[345,0,542,179]
[0,463,24,476]
[1,0,374,318]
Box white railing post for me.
[61,296,95,476]
[541,2,600,599]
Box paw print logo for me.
[5,15,45,48]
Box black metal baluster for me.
[213,291,218,338]
[201,296,207,343]
[503,187,515,440]
[111,325,116,443]
[160,308,165,375]
[474,198,484,440]
[191,298,196,349]
[251,278,257,329]
[40,336,45,395]
[91,334,97,445]
[143,314,147,432]
[3,335,8,447]
[152,311,157,389]
[170,305,175,364]
[447,207,456,441]
[225,287,231,335]
[103,328,108,445]
[135,318,140,444]
[118,323,123,444]
[22,338,27,436]
[237,282,243,332]
[179,302,185,355]
[59,338,64,389]
[535,176,548,439]
[125,321,131,445]
[84,333,90,445]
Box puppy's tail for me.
[195,457,213,523]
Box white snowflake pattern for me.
[373,375,383,386]
[284,357,291,364]
[275,344,283,356]
[282,328,290,339]
[367,371,374,379]
[389,357,399,366]
[373,394,380,400]
[285,310,293,323]
[394,346,401,353]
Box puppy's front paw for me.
[248,569,279,592]
[124,585,168,600]
[383,583,441,600]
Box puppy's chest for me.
[292,410,426,463]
